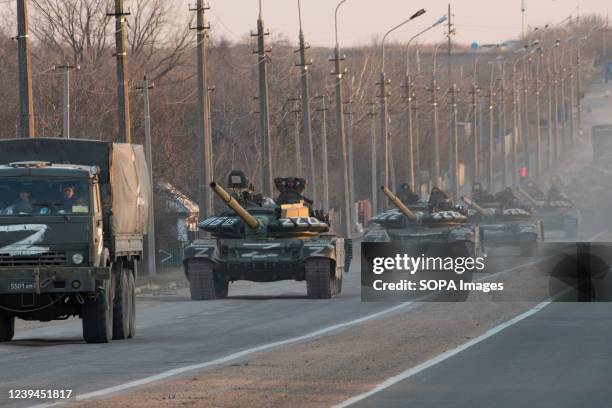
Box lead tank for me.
[183,171,352,300]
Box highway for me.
[0,248,546,408]
[348,301,612,408]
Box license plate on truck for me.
[4,282,36,292]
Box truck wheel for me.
[306,259,333,299]
[0,315,15,342]
[188,261,227,300]
[127,271,136,338]
[112,264,132,340]
[82,280,113,343]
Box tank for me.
[183,171,352,300]
[364,186,482,259]
[517,187,580,238]
[462,195,543,257]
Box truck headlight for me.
[72,253,84,265]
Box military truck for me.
[183,172,351,300]
[0,138,151,343]
[462,196,542,256]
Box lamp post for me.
[379,9,426,196]
[403,14,446,189]
[331,0,352,237]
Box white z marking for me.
[0,224,49,256]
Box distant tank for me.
[462,195,543,257]
[517,186,580,238]
[183,171,352,300]
[364,186,482,258]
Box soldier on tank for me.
[524,180,545,200]
[428,187,454,211]
[397,183,420,204]
[471,182,495,204]
[495,187,520,209]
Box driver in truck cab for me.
[5,188,33,214]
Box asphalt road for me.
[351,301,612,408]
[0,246,538,408]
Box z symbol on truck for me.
[0,224,50,256]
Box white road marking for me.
[28,258,545,407]
[332,300,551,408]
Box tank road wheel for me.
[188,261,228,301]
[0,315,15,342]
[82,279,114,343]
[112,263,133,340]
[306,259,336,299]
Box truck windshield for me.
[0,178,90,216]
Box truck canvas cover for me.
[0,137,151,236]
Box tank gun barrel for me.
[461,196,488,216]
[381,186,417,221]
[516,186,538,206]
[210,182,259,229]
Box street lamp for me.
[403,14,446,190]
[331,0,352,237]
[378,8,426,200]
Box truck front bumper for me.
[0,266,111,295]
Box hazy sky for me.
[207,0,610,47]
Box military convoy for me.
[0,138,151,343]
[183,171,351,300]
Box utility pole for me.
[569,59,576,150]
[368,102,378,213]
[137,76,156,276]
[470,83,480,183]
[553,60,560,164]
[253,2,273,196]
[109,0,131,143]
[429,77,441,188]
[487,87,495,192]
[296,0,316,202]
[535,71,542,178]
[330,41,352,238]
[522,53,531,177]
[17,0,34,138]
[190,0,213,218]
[449,84,459,200]
[345,85,356,233]
[546,62,554,169]
[54,64,79,139]
[289,97,303,173]
[413,89,421,190]
[402,75,415,187]
[498,64,508,188]
[446,4,455,180]
[315,95,330,210]
[511,68,519,187]
[378,73,390,192]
